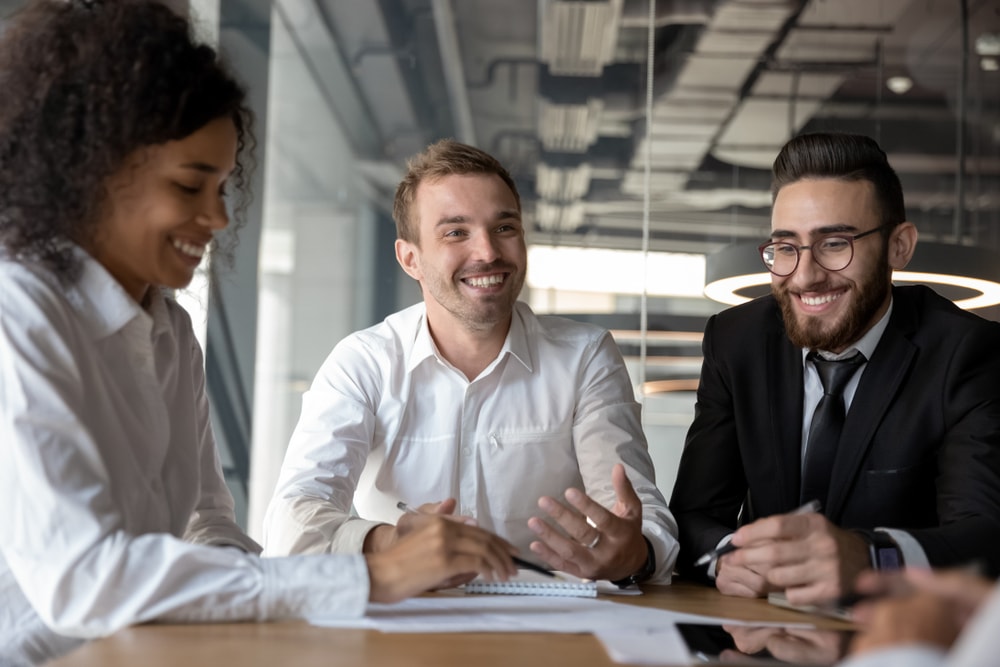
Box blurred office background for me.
[2,0,998,535]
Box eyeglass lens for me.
[762,237,854,276]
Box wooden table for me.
[48,582,852,667]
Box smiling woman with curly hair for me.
[0,1,518,662]
[0,0,253,280]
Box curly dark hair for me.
[0,0,254,282]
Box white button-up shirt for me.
[264,301,678,583]
[0,250,367,651]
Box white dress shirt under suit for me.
[264,301,679,583]
[0,251,368,652]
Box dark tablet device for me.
[676,622,854,665]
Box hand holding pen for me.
[366,507,520,603]
[397,501,557,578]
[696,499,823,567]
[709,498,888,606]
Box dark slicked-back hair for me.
[771,133,906,229]
[0,0,253,282]
[392,139,521,244]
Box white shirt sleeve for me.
[262,336,386,556]
[572,331,679,583]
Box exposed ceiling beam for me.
[432,0,477,144]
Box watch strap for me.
[853,529,904,570]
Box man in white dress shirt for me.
[264,139,678,586]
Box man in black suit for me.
[670,132,1000,606]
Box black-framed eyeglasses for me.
[758,226,886,277]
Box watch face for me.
[877,547,902,570]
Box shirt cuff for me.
[260,554,368,620]
[332,518,389,553]
[706,534,734,580]
[877,528,930,569]
[640,521,679,584]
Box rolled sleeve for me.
[573,331,679,583]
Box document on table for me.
[308,592,812,664]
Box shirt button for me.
[462,446,471,457]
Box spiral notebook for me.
[463,569,598,598]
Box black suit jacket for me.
[670,285,1000,581]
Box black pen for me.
[694,499,822,567]
[395,501,556,578]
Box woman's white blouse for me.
[0,251,367,645]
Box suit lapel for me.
[825,290,918,520]
[767,307,806,511]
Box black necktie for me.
[801,350,866,506]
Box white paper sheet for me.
[308,589,816,665]
[594,626,693,666]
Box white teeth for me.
[172,238,206,259]
[465,275,504,288]
[801,293,841,306]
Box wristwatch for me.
[853,529,904,570]
[611,536,656,588]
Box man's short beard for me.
[775,250,892,351]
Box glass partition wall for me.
[245,0,1000,535]
[3,0,996,532]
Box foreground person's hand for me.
[366,515,517,603]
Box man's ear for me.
[395,239,422,281]
[888,221,918,270]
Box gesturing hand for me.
[526,464,649,581]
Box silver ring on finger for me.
[586,533,601,549]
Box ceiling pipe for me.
[432,0,477,145]
[954,0,969,242]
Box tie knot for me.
[808,350,866,396]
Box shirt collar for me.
[407,307,438,372]
[505,302,533,372]
[406,301,534,374]
[66,246,175,342]
[801,297,893,363]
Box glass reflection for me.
[677,622,853,665]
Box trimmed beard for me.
[774,248,892,351]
